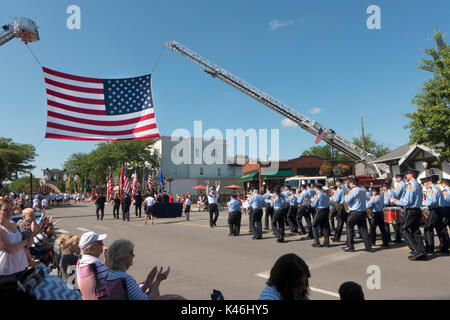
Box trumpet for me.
[343,202,350,214]
[329,200,340,212]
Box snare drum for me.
[384,207,402,224]
[420,207,430,224]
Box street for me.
[50,203,450,300]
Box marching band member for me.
[227,193,242,236]
[296,185,313,239]
[382,182,402,243]
[332,179,346,242]
[441,179,450,230]
[367,186,389,248]
[206,180,220,228]
[421,175,449,254]
[287,189,299,233]
[390,169,426,261]
[310,184,331,248]
[249,190,265,240]
[263,188,274,230]
[343,179,374,253]
[271,188,287,243]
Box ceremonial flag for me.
[314,128,326,144]
[158,170,164,193]
[132,169,140,196]
[42,67,161,141]
[122,168,131,195]
[147,170,153,192]
[107,173,114,199]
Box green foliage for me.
[8,176,40,193]
[64,140,160,184]
[55,179,66,193]
[0,138,36,184]
[405,28,450,163]
[351,134,390,158]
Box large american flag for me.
[314,128,326,144]
[121,168,131,196]
[42,67,161,141]
[132,169,140,196]
[147,171,153,192]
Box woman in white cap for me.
[76,231,108,300]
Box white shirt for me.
[41,199,48,207]
[33,198,40,207]
[144,196,155,207]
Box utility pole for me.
[361,116,368,176]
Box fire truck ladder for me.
[165,40,381,176]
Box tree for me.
[405,28,450,163]
[0,138,36,184]
[302,134,390,160]
[8,176,40,193]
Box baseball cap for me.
[79,231,107,250]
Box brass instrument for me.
[366,209,373,219]
[343,202,350,213]
[329,200,340,212]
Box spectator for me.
[258,253,311,300]
[59,235,81,286]
[0,199,33,280]
[76,231,108,300]
[338,281,365,300]
[16,208,40,238]
[105,239,183,300]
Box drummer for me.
[421,175,449,254]
[367,186,389,248]
[441,179,450,230]
[382,182,402,243]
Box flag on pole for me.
[42,67,161,141]
[132,169,140,196]
[123,168,131,195]
[147,170,153,192]
[119,167,124,199]
[158,169,164,193]
[107,173,115,199]
[314,128,326,144]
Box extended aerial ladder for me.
[165,40,382,176]
[0,17,39,46]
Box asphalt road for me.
[47,202,450,300]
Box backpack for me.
[103,277,128,300]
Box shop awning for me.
[262,169,294,180]
[238,170,259,183]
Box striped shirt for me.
[258,285,282,300]
[106,270,149,300]
[77,255,108,297]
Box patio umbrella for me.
[192,185,207,189]
[224,184,241,189]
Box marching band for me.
[230,170,450,261]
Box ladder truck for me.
[0,17,39,46]
[165,40,384,178]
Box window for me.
[212,149,216,157]
[200,167,204,176]
[217,168,221,176]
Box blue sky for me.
[1,0,449,177]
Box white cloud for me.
[309,107,322,114]
[281,118,297,127]
[269,19,294,31]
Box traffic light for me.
[45,168,49,174]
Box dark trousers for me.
[424,208,449,252]
[185,205,191,220]
[96,206,104,220]
[287,205,298,232]
[330,207,338,232]
[401,208,425,256]
[334,208,347,241]
[113,206,120,219]
[347,211,372,250]
[228,211,242,235]
[135,204,142,217]
[284,207,289,226]
[251,209,263,238]
[272,209,285,241]
[312,208,330,246]
[209,203,219,226]
[264,206,274,230]
[370,211,389,246]
[297,206,313,237]
[248,207,253,233]
[122,206,130,221]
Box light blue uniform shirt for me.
[394,180,422,208]
[250,194,265,210]
[280,193,289,209]
[311,192,330,209]
[206,184,220,204]
[288,194,297,206]
[443,187,450,207]
[383,189,395,206]
[345,187,367,212]
[424,184,443,208]
[273,196,285,210]
[308,188,316,198]
[228,199,242,212]
[393,181,406,200]
[366,194,384,212]
[332,188,345,205]
[297,190,311,206]
[263,192,273,207]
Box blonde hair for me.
[59,235,80,255]
[106,239,134,271]
[0,198,12,207]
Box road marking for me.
[93,226,109,230]
[56,229,70,234]
[177,222,228,230]
[254,271,340,298]
[76,227,90,232]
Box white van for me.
[284,176,330,190]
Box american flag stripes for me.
[42,67,161,141]
[132,169,140,196]
[314,128,326,144]
[107,173,115,198]
[120,167,131,196]
[147,171,153,192]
